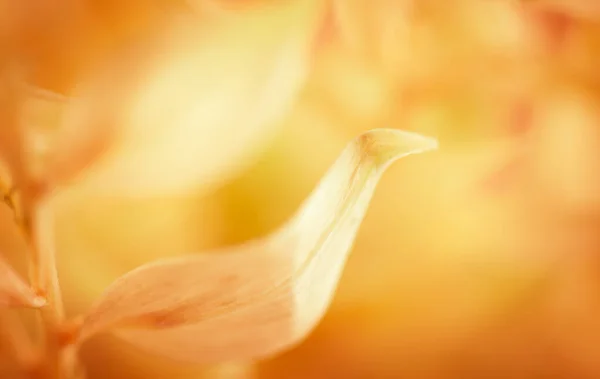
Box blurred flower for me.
[3,0,600,378]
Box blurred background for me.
[1,0,600,378]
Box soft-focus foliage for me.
[2,0,600,378]
[0,74,25,186]
[63,0,324,196]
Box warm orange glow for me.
[1,0,600,378]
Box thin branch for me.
[16,192,80,379]
[59,345,86,379]
[2,64,78,379]
[26,198,64,326]
[25,197,69,379]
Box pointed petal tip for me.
[385,128,439,154]
[357,128,438,165]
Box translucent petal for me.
[79,129,437,363]
[65,0,324,197]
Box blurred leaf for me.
[24,87,117,188]
[78,129,437,363]
[67,0,325,197]
[0,254,45,308]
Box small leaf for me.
[79,129,437,363]
[0,254,46,308]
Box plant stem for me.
[28,198,64,327]
[3,75,79,379]
[24,196,77,379]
